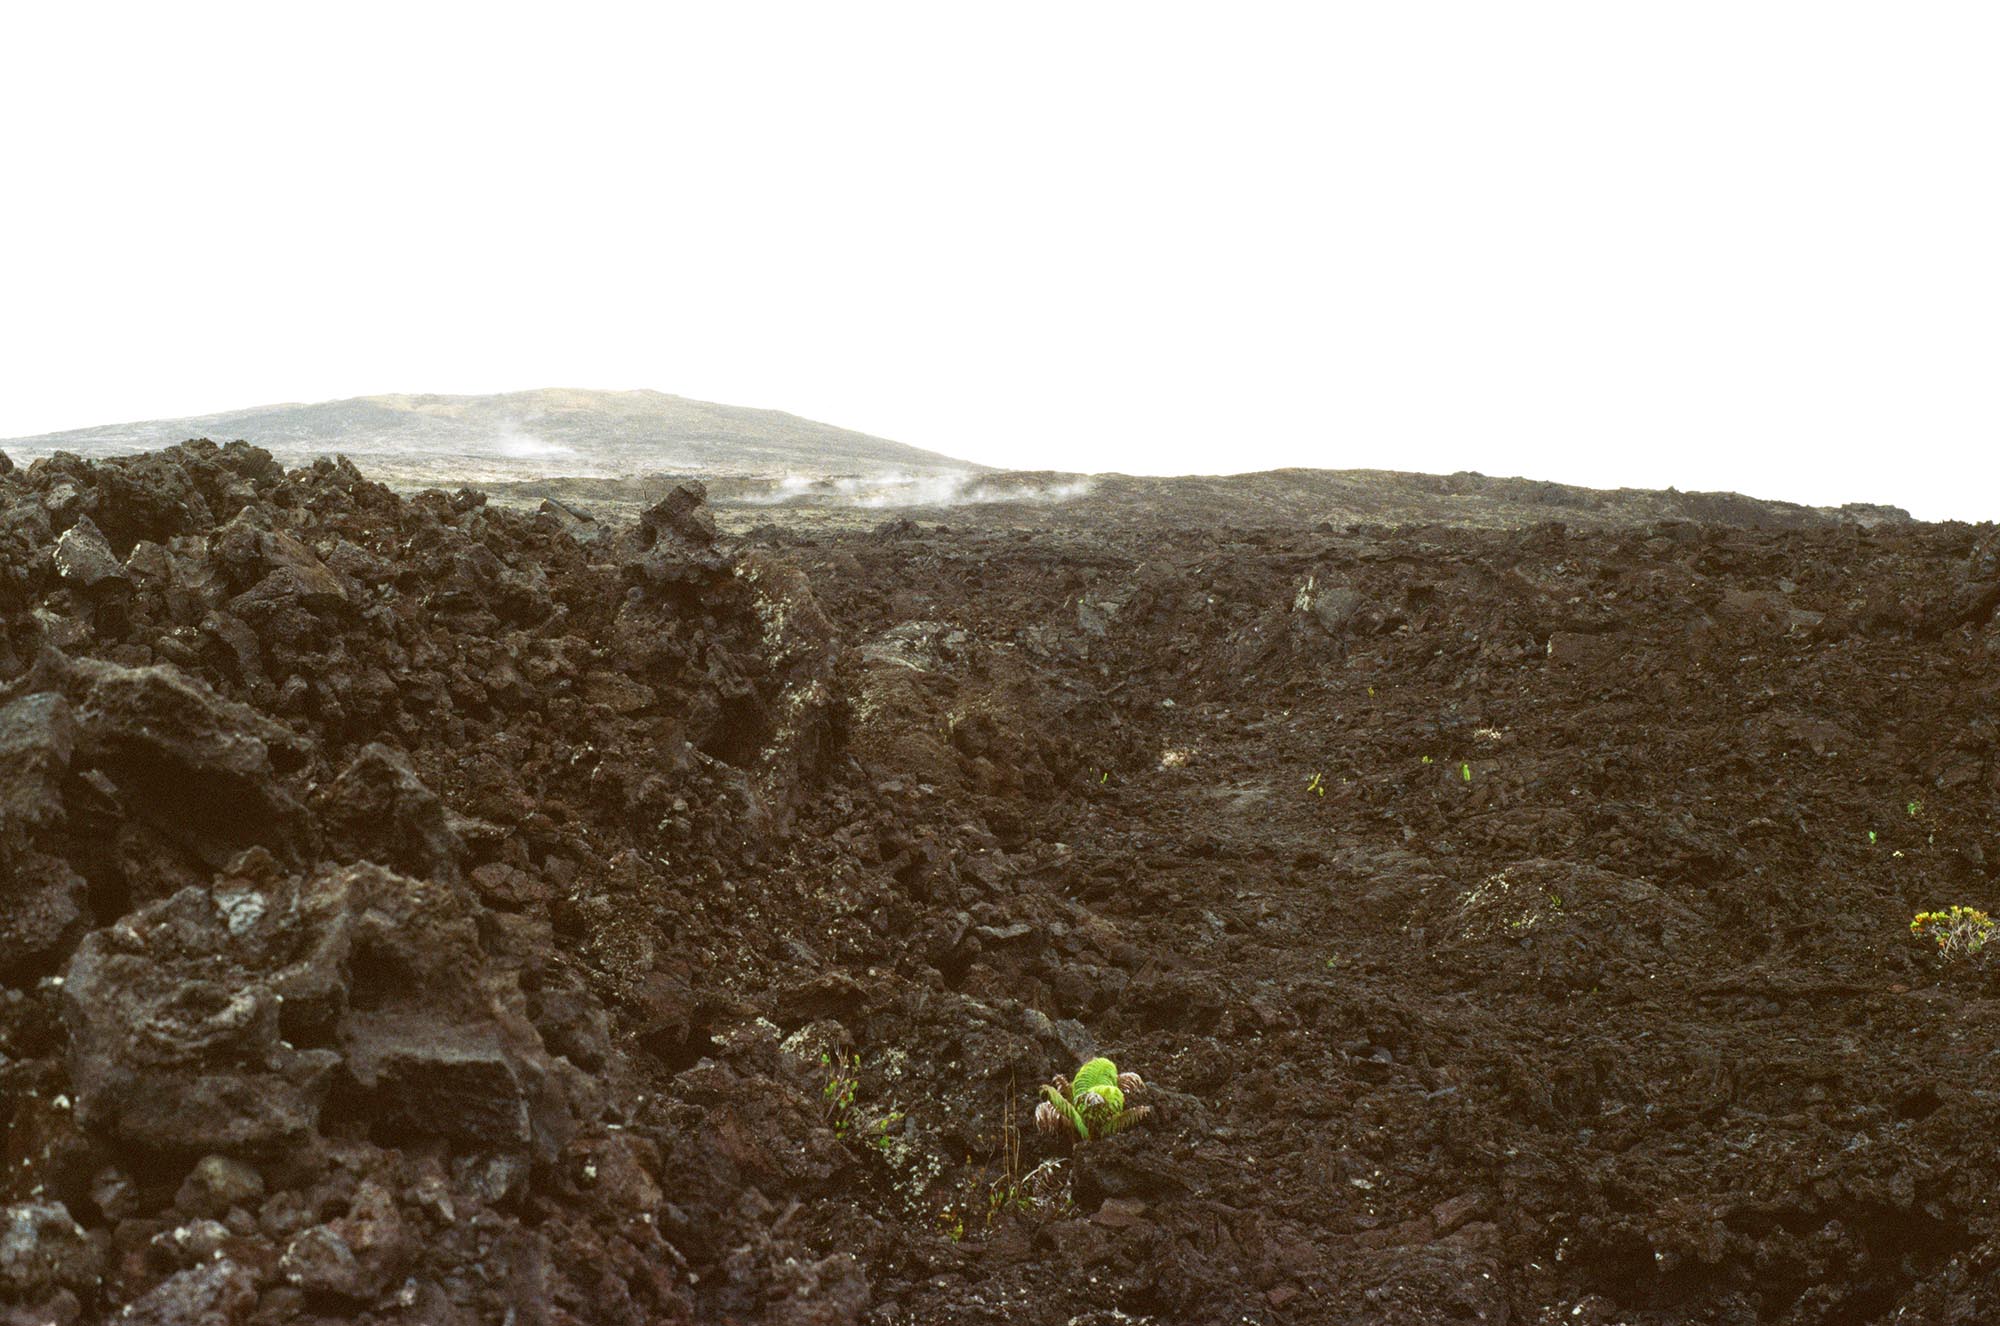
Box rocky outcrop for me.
[61,857,568,1161]
[0,442,841,1323]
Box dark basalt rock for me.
[52,515,126,590]
[116,1258,259,1325]
[62,883,342,1157]
[641,481,718,548]
[60,852,571,1167]
[0,1201,102,1304]
[314,741,462,883]
[0,691,74,833]
[0,849,86,981]
[64,657,312,866]
[5,438,1987,1324]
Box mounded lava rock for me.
[3,437,1998,1324]
[61,857,570,1161]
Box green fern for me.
[1035,1056,1151,1141]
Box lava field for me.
[4,441,2000,1325]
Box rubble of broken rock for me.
[4,440,2000,1324]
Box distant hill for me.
[0,388,979,485]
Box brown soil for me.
[3,441,1999,1325]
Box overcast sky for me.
[2,4,1994,519]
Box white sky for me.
[2,3,1995,520]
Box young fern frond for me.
[1037,1084,1089,1139]
[1071,1058,1120,1096]
[1033,1057,1151,1141]
[1097,1104,1152,1136]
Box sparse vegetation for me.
[1911,906,1994,961]
[1907,797,1940,844]
[936,1205,965,1242]
[973,1088,1072,1226]
[868,1107,906,1154]
[821,1049,861,1138]
[993,1158,1071,1221]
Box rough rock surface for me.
[1,440,1997,1323]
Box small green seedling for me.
[1035,1057,1151,1141]
[868,1108,906,1154]
[821,1050,861,1137]
[1869,831,1877,845]
[1306,772,1325,797]
[1461,762,1472,782]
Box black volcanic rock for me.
[66,657,312,866]
[62,856,568,1163]
[641,481,719,548]
[315,742,462,883]
[52,516,125,589]
[1,437,1990,1326]
[0,690,73,834]
[62,881,342,1156]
